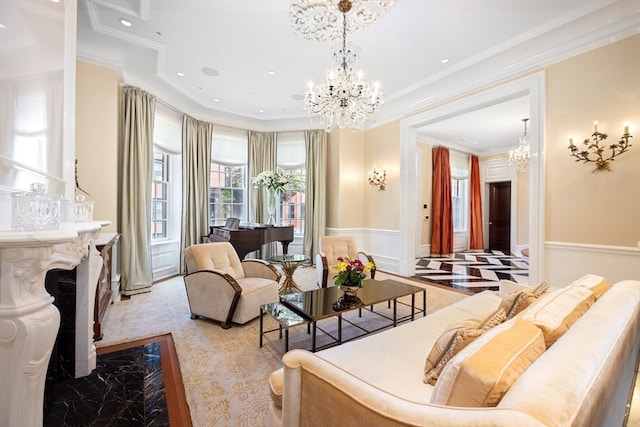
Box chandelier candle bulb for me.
[624,122,629,134]
[594,121,598,132]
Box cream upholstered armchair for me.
[315,236,376,288]
[183,242,281,329]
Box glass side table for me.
[260,302,307,354]
[268,254,310,294]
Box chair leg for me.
[190,313,197,319]
[220,322,231,329]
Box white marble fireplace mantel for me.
[0,221,107,427]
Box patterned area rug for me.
[97,267,467,426]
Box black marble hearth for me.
[44,341,169,426]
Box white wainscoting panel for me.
[151,239,181,280]
[545,241,640,286]
[325,228,401,274]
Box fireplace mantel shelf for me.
[0,221,109,427]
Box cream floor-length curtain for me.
[303,130,327,258]
[248,131,276,258]
[181,115,213,272]
[119,86,155,295]
[248,131,277,223]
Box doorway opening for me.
[488,181,511,253]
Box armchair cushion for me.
[316,236,375,288]
[184,242,245,279]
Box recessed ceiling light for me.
[268,70,276,76]
[201,67,219,77]
[176,72,185,77]
[259,109,265,113]
[0,24,6,30]
[119,18,132,27]
[472,141,478,144]
[440,58,449,64]
[213,98,220,102]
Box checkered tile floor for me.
[414,250,529,293]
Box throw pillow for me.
[431,318,546,407]
[499,281,549,320]
[569,274,609,300]
[423,308,506,385]
[519,285,595,347]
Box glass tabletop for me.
[280,279,424,321]
[268,254,310,263]
[262,302,306,327]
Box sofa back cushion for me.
[518,285,595,347]
[184,242,245,279]
[431,318,546,407]
[423,308,506,385]
[569,274,609,299]
[499,281,549,320]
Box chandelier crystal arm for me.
[303,0,384,130]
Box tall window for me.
[209,164,245,223]
[151,152,169,239]
[151,104,182,242]
[450,150,470,233]
[277,133,306,234]
[210,129,248,226]
[451,178,468,232]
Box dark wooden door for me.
[488,182,511,253]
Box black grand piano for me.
[201,219,294,260]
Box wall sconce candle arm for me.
[368,167,386,190]
[568,124,633,172]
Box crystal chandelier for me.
[290,0,395,42]
[509,118,530,172]
[304,0,383,130]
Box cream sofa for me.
[269,275,640,427]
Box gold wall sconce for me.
[368,166,386,190]
[568,121,633,172]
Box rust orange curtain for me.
[431,147,453,255]
[469,155,484,250]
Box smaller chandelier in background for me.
[509,118,530,172]
[290,0,395,42]
[568,121,632,172]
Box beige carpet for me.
[97,267,467,427]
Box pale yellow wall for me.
[325,129,365,229]
[418,142,433,246]
[326,131,340,228]
[363,121,401,229]
[516,170,529,245]
[546,34,640,246]
[75,60,119,232]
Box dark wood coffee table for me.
[272,278,426,352]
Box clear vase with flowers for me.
[251,170,300,225]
